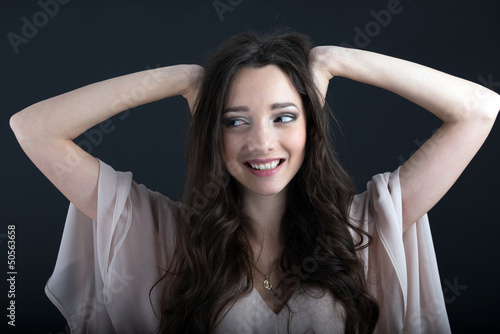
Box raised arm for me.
[309,46,500,232]
[10,64,204,221]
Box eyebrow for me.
[223,102,299,114]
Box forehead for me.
[225,65,303,108]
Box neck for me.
[242,189,287,262]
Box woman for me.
[10,29,499,333]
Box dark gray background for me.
[1,0,499,333]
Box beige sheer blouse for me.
[45,160,451,333]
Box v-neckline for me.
[251,284,298,315]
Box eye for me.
[274,114,297,123]
[224,118,248,128]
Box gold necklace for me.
[252,263,279,291]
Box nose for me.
[247,121,276,154]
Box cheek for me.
[289,124,307,157]
[221,131,239,164]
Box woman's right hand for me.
[181,65,205,114]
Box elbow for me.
[10,106,47,157]
[10,104,42,145]
[473,86,500,123]
[452,86,500,124]
[10,111,26,142]
[10,111,32,150]
[486,91,500,121]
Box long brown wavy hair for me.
[153,28,379,333]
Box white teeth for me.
[249,160,281,170]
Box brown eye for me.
[224,118,248,127]
[274,114,296,123]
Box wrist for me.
[183,64,203,83]
[311,46,350,78]
[178,65,204,111]
[323,46,358,78]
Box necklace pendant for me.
[263,275,272,291]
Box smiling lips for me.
[244,158,285,177]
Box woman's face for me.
[221,65,307,198]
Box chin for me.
[247,184,288,197]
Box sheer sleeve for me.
[45,159,179,334]
[351,167,451,334]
